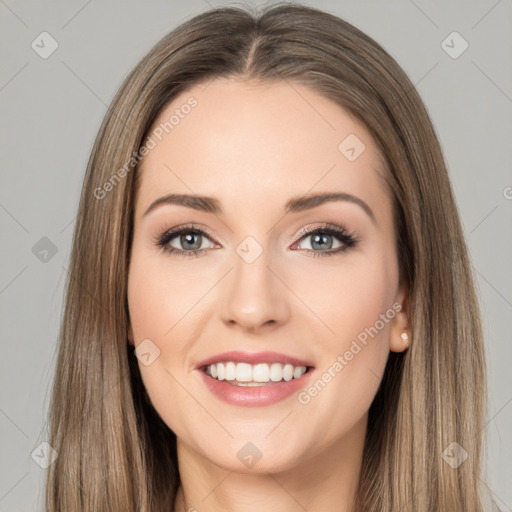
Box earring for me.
[400,331,409,348]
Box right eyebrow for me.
[143,193,221,216]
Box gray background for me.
[0,0,511,510]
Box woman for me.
[45,3,490,511]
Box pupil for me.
[181,233,201,250]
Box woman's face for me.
[127,77,409,473]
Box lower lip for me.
[197,367,315,407]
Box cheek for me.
[293,249,398,436]
[126,247,198,433]
[290,250,397,351]
[127,243,204,343]
[127,264,168,343]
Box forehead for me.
[135,77,390,220]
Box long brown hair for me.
[45,3,488,510]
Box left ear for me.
[389,280,411,353]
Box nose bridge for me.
[220,233,289,330]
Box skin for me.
[127,77,410,512]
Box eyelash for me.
[153,222,359,259]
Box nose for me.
[220,247,290,333]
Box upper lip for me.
[195,350,315,369]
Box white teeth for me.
[253,363,270,382]
[270,362,283,382]
[205,361,308,383]
[293,366,304,379]
[225,361,236,381]
[283,364,294,382]
[236,362,253,382]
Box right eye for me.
[154,224,218,258]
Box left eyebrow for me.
[284,192,376,225]
[143,191,376,225]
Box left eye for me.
[289,225,358,258]
[295,231,344,251]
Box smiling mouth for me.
[201,361,314,386]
